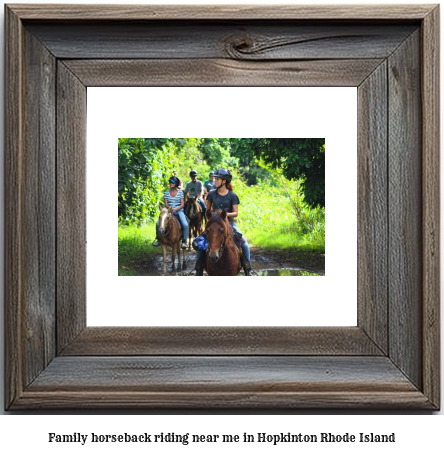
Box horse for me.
[157,206,186,274]
[184,196,205,249]
[203,209,241,276]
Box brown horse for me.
[157,207,186,274]
[203,209,241,276]
[185,197,204,249]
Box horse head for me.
[205,209,230,263]
[186,197,200,219]
[158,206,173,236]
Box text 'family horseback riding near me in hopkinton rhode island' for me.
[47,432,396,446]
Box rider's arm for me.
[228,204,239,219]
[206,200,212,212]
[164,198,170,208]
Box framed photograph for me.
[5,4,440,409]
[94,88,354,328]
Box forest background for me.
[118,138,325,275]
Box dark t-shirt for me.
[204,180,216,193]
[206,190,240,223]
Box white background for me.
[87,87,357,326]
[0,0,442,450]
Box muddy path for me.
[133,246,324,276]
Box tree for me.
[197,138,239,170]
[231,138,325,207]
[118,138,184,223]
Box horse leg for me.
[177,240,182,271]
[161,243,167,275]
[171,244,176,270]
[182,246,187,270]
[188,223,192,250]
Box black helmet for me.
[213,168,232,183]
[168,176,180,187]
[190,170,198,177]
[209,172,214,177]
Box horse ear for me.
[159,203,164,212]
[206,209,212,220]
[220,209,227,220]
[168,206,173,213]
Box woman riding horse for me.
[203,209,241,276]
[153,176,188,249]
[194,168,252,276]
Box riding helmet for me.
[190,170,198,177]
[168,176,180,187]
[213,168,232,183]
[209,172,214,177]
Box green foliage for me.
[197,138,239,170]
[175,138,209,179]
[235,175,325,250]
[231,138,325,207]
[118,138,184,224]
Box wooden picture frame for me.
[5,4,440,410]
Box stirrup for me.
[181,241,187,249]
[152,239,160,247]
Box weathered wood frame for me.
[5,4,440,409]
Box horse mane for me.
[205,211,237,250]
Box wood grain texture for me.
[421,6,440,409]
[27,23,416,60]
[4,5,440,410]
[63,58,384,87]
[357,62,388,354]
[21,28,57,387]
[14,356,433,409]
[4,4,24,411]
[56,62,87,353]
[61,327,383,356]
[388,30,422,389]
[7,4,435,20]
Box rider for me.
[183,170,206,215]
[195,168,253,276]
[152,176,188,249]
[203,171,216,201]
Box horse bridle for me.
[204,220,226,259]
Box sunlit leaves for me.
[118,138,184,224]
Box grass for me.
[234,177,325,252]
[118,223,156,275]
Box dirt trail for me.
[133,246,324,276]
